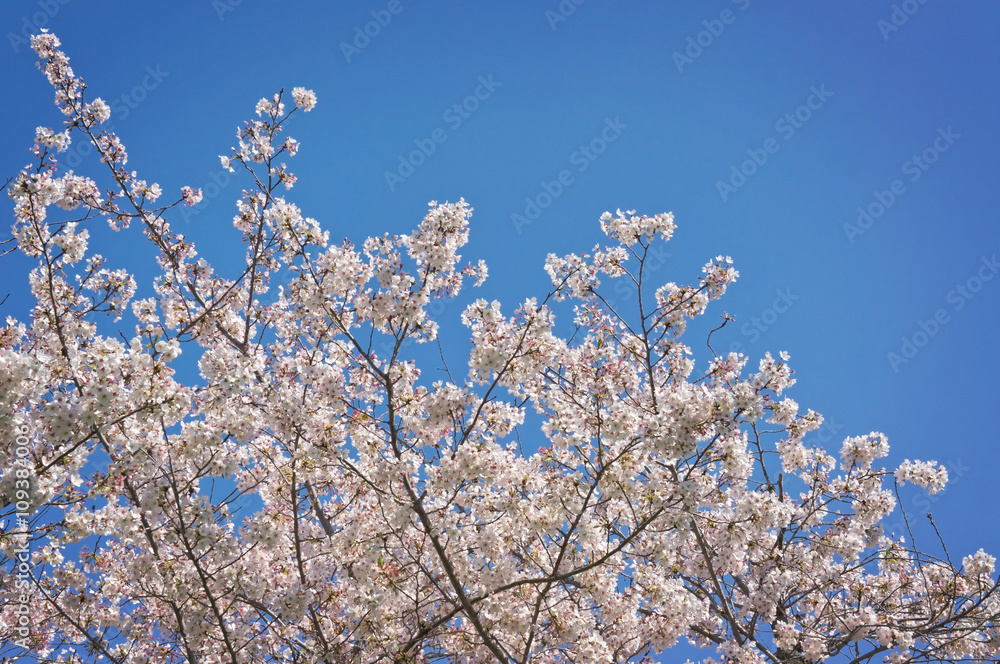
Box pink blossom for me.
[291,86,317,111]
[180,185,203,206]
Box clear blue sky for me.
[2,0,999,654]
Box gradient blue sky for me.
[3,0,999,657]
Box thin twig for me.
[927,513,954,568]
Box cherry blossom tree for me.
[2,31,998,664]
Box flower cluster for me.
[599,208,676,245]
[34,125,71,152]
[291,86,317,111]
[180,185,203,206]
[895,458,949,494]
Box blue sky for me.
[2,0,1000,657]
